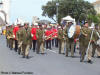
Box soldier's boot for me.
[36,43,40,54]
[87,60,93,64]
[10,39,13,50]
[18,47,21,55]
[65,49,68,57]
[59,45,61,54]
[22,54,25,58]
[33,47,35,52]
[62,41,65,54]
[80,51,85,62]
[80,54,84,62]
[97,56,100,58]
[80,56,83,62]
[26,55,29,59]
[92,49,95,57]
[9,43,12,50]
[59,49,61,54]
[71,43,74,57]
[41,44,44,54]
[22,50,25,58]
[10,45,13,50]
[11,43,13,50]
[9,44,12,50]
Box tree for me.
[87,14,100,26]
[42,0,96,24]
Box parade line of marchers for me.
[5,21,100,64]
[1,71,33,74]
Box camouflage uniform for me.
[58,28,65,54]
[16,26,23,55]
[79,26,92,62]
[36,27,44,54]
[21,27,31,58]
[6,26,10,48]
[29,26,32,50]
[8,26,14,50]
[92,28,100,57]
[64,25,74,57]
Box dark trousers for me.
[46,40,51,49]
[15,40,18,52]
[36,41,41,54]
[52,39,54,47]
[32,40,37,52]
[74,42,76,52]
[9,38,13,50]
[55,38,58,47]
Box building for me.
[0,0,10,25]
[93,0,100,14]
[32,16,39,25]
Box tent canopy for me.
[61,16,76,26]
[62,16,75,22]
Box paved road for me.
[0,35,100,75]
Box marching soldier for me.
[16,25,24,55]
[8,25,14,50]
[64,22,75,57]
[21,22,31,58]
[58,26,65,54]
[92,24,100,58]
[6,25,10,48]
[29,25,33,50]
[36,25,45,54]
[79,21,92,63]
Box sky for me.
[10,0,96,23]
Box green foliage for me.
[42,0,96,24]
[87,14,100,25]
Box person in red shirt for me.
[31,25,37,52]
[45,26,52,50]
[51,26,58,47]
[13,23,20,52]
[55,26,58,48]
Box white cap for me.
[34,23,38,25]
[58,26,61,28]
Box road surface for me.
[0,35,100,75]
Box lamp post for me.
[56,2,59,24]
[0,1,3,6]
[0,0,3,4]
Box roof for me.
[93,1,100,5]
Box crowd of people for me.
[5,21,100,64]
